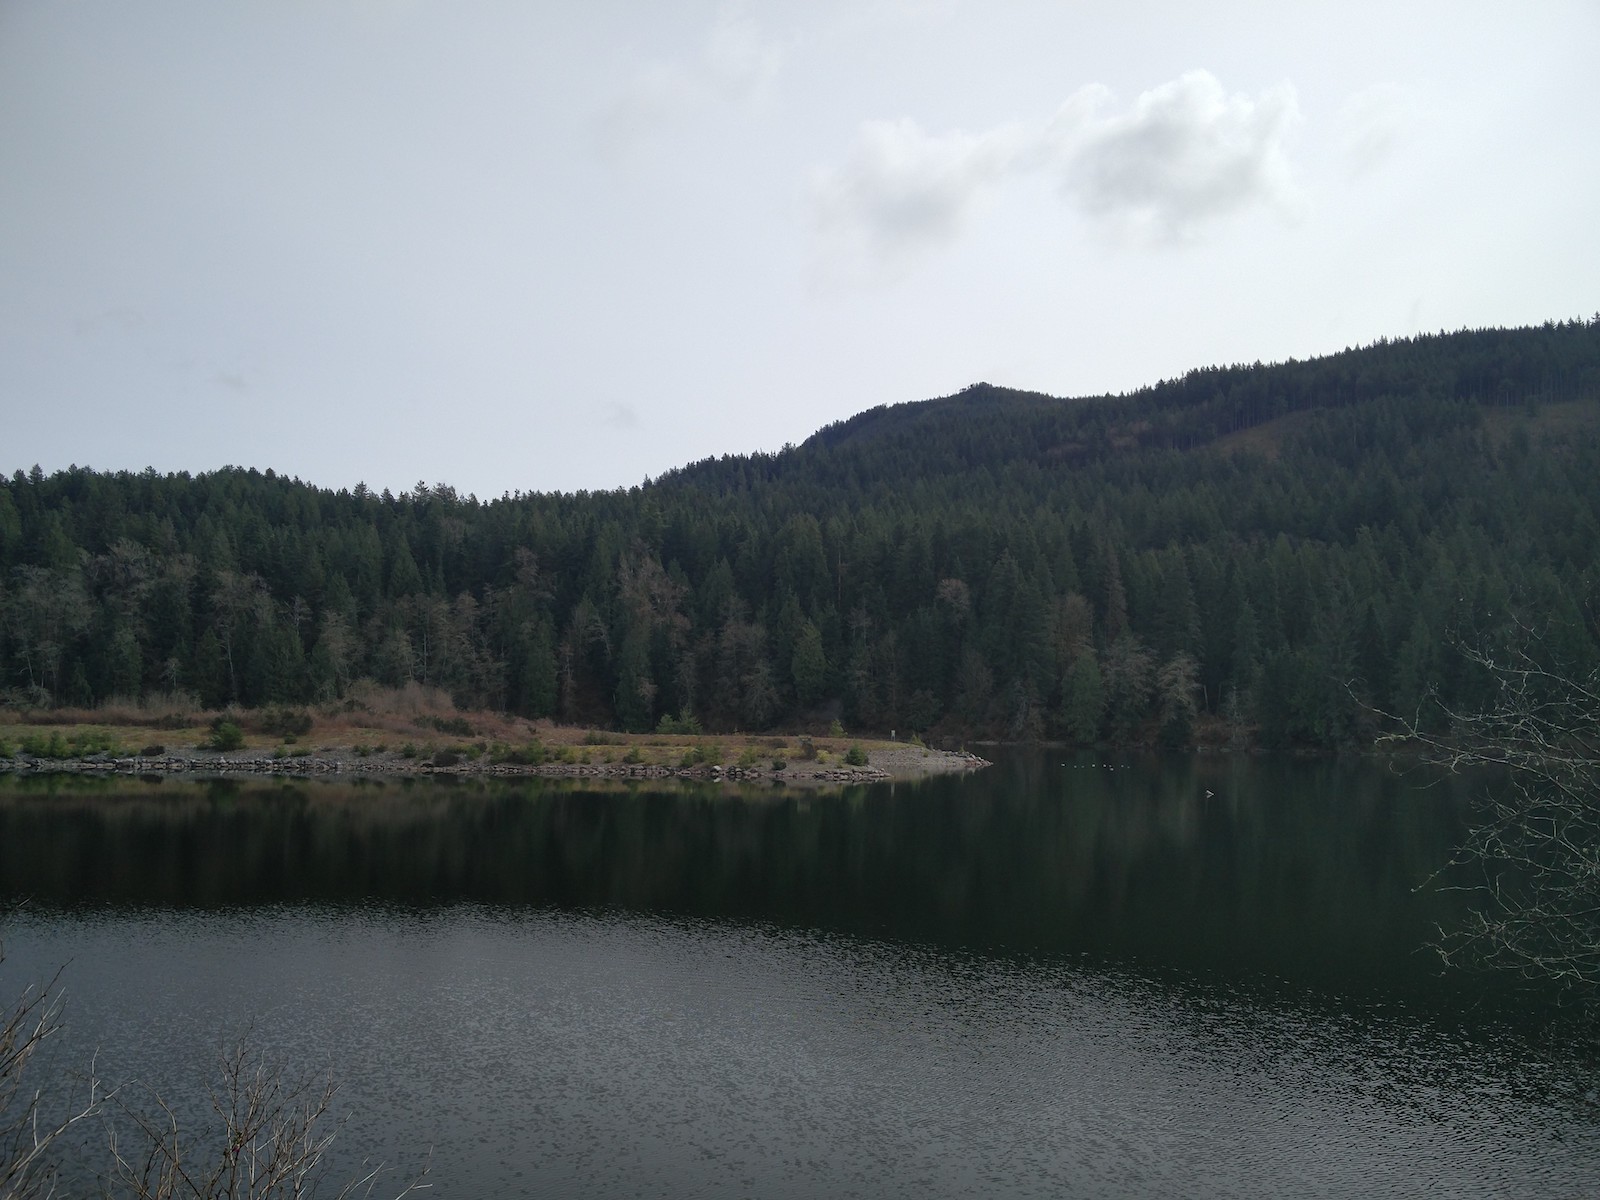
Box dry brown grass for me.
[10,691,203,728]
[2,681,898,763]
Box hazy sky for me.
[3,1,1595,497]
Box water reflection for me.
[0,752,1511,1005]
[4,754,1598,1198]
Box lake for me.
[3,751,1598,1197]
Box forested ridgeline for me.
[3,319,1599,748]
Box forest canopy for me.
[3,318,1599,749]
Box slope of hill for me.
[3,318,1598,748]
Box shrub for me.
[829,718,845,738]
[0,739,12,759]
[771,759,786,772]
[737,746,760,768]
[656,712,703,736]
[205,720,245,752]
[431,750,461,768]
[623,747,643,765]
[845,744,869,767]
[19,729,125,758]
[582,730,621,746]
[290,747,312,758]
[423,715,474,737]
[797,737,816,761]
[21,732,70,759]
[492,741,546,766]
[400,742,418,759]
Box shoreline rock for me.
[0,746,992,787]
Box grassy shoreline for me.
[0,694,989,786]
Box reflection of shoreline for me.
[0,744,991,788]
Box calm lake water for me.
[3,751,1599,1197]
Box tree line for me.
[3,318,1598,748]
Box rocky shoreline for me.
[0,744,992,787]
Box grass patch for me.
[490,740,547,766]
[18,729,126,759]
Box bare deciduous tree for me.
[1386,632,1600,988]
[1,942,104,1200]
[4,939,426,1200]
[106,1036,428,1200]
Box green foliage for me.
[622,746,643,765]
[678,742,722,768]
[2,321,1599,749]
[490,740,547,766]
[17,728,127,758]
[844,743,869,767]
[431,749,462,768]
[1060,651,1105,745]
[656,712,703,736]
[828,718,844,738]
[771,759,786,771]
[205,720,245,752]
[400,742,418,759]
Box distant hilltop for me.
[5,317,1599,751]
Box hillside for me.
[3,318,1598,748]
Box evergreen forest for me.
[4,318,1599,749]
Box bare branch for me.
[1381,624,1600,989]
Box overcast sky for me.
[2,1,1595,498]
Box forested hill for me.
[4,318,1599,748]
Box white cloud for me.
[812,69,1303,276]
[1051,71,1302,242]
[810,117,1031,278]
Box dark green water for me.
[2,752,1598,1197]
